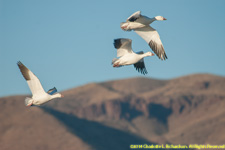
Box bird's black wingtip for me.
[113,39,122,49]
[17,61,23,66]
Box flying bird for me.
[17,61,63,106]
[121,11,167,60]
[112,38,154,75]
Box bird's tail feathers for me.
[25,97,33,106]
[120,22,132,31]
[112,58,118,64]
[112,58,123,67]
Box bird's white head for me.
[146,52,155,56]
[155,16,167,21]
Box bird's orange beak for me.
[61,94,64,98]
[163,18,167,20]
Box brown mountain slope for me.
[0,96,154,150]
[0,96,91,150]
[46,73,225,145]
[1,74,225,149]
[135,74,225,144]
[100,77,168,94]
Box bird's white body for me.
[17,61,63,106]
[26,93,62,106]
[120,22,146,31]
[121,11,167,60]
[114,52,151,66]
[112,38,154,75]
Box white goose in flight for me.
[112,38,154,75]
[120,11,167,60]
[17,61,63,106]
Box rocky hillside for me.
[0,96,152,150]
[0,74,225,150]
[47,74,225,144]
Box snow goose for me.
[112,38,154,75]
[17,61,63,106]
[121,11,167,60]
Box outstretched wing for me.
[133,51,148,75]
[127,11,141,22]
[126,11,152,25]
[47,87,57,95]
[134,26,167,60]
[114,38,134,57]
[17,61,46,97]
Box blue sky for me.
[1,0,225,97]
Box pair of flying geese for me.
[17,11,167,106]
[113,11,167,75]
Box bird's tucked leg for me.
[113,63,121,67]
[120,22,130,31]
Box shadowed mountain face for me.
[0,96,154,150]
[42,107,154,150]
[0,74,225,149]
